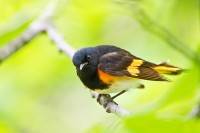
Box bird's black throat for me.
[76,67,109,90]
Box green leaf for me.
[124,113,200,133]
[156,64,200,111]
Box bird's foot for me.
[97,94,111,105]
[103,98,118,108]
[97,94,118,113]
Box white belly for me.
[95,78,141,94]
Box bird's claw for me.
[97,94,118,113]
[97,94,111,105]
[103,98,118,108]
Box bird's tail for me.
[153,61,182,75]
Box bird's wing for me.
[98,51,167,81]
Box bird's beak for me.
[80,62,88,70]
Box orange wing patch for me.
[127,59,143,76]
[98,69,118,84]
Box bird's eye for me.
[87,55,91,61]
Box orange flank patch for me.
[127,59,143,76]
[98,69,118,84]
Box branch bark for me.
[0,22,45,61]
[90,91,131,116]
[0,0,131,117]
[45,24,76,59]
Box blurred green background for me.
[0,0,199,133]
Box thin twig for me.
[46,24,76,58]
[0,22,45,61]
[90,91,131,116]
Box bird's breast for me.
[96,69,140,93]
[94,77,140,93]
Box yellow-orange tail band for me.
[153,63,182,75]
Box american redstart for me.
[72,45,182,105]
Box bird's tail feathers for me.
[153,62,182,75]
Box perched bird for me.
[72,45,182,105]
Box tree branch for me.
[0,22,45,61]
[0,0,131,116]
[90,91,131,116]
[45,24,76,59]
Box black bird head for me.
[72,47,100,72]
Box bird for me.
[72,45,182,106]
